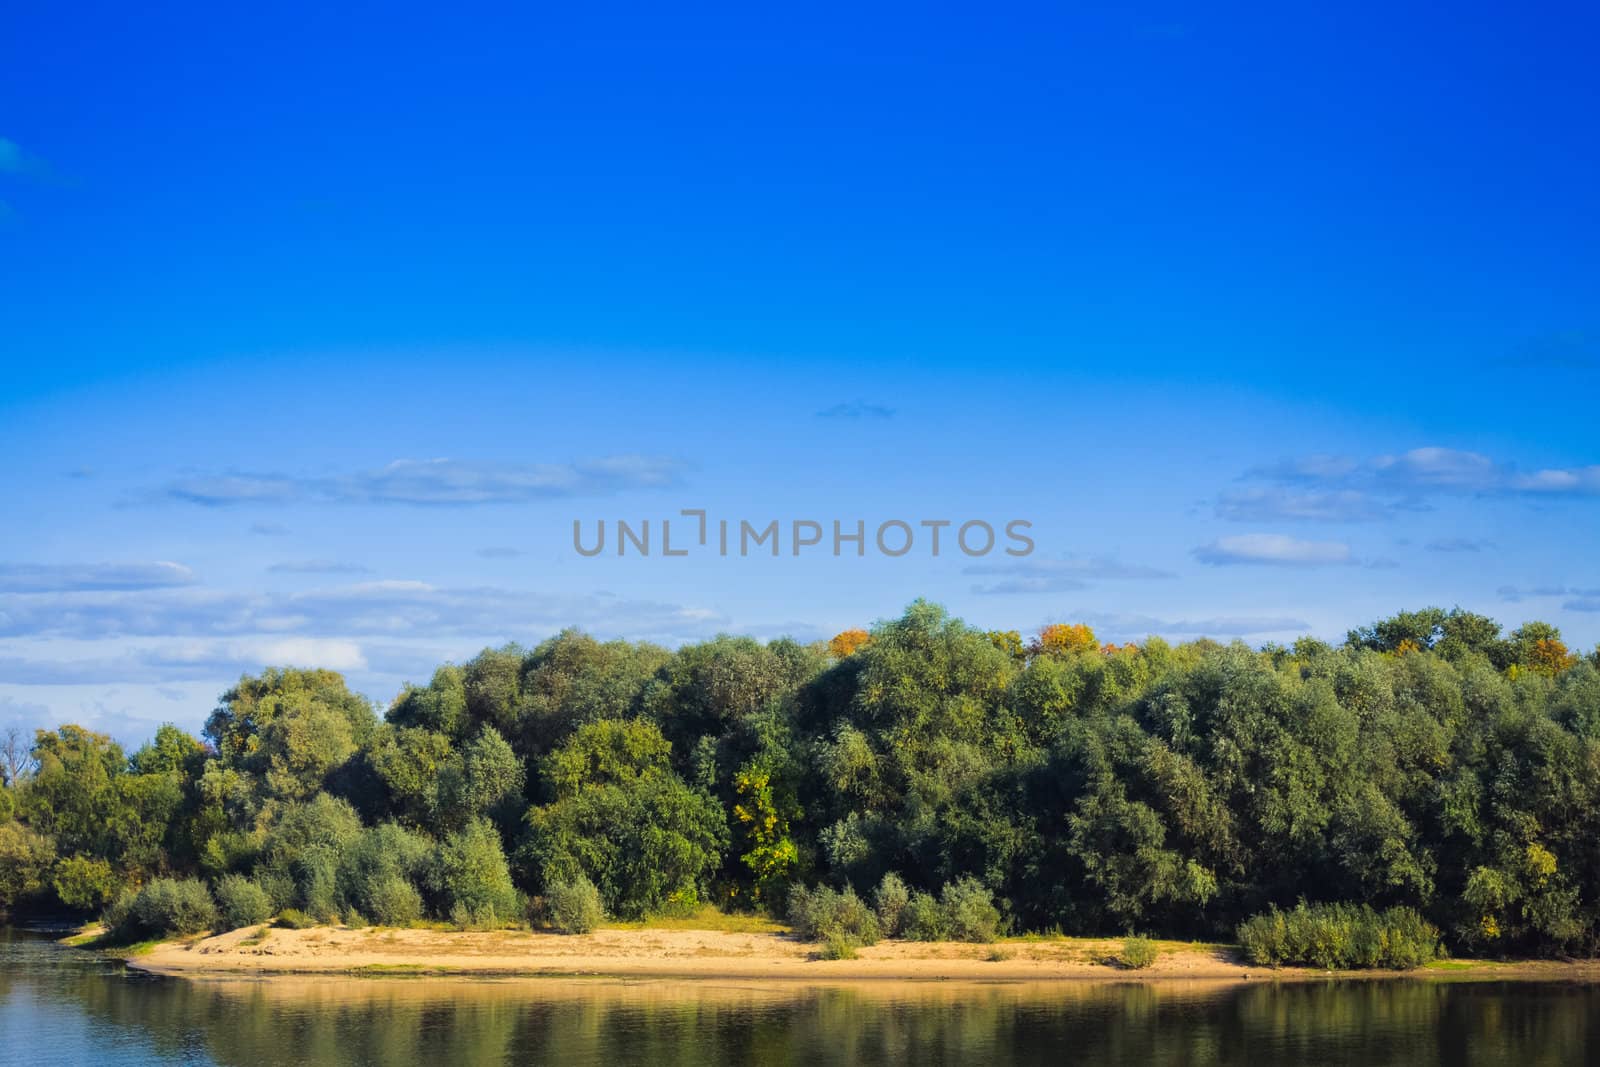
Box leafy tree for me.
[429,817,521,922]
[0,821,56,910]
[828,630,872,658]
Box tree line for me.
[3,600,1598,957]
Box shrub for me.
[275,907,318,929]
[819,932,859,959]
[941,878,1001,943]
[547,875,605,934]
[449,902,507,931]
[1119,935,1158,969]
[365,874,423,927]
[431,818,522,921]
[337,822,431,923]
[1237,902,1442,970]
[873,872,909,937]
[101,886,138,934]
[901,891,948,942]
[53,856,117,911]
[213,874,273,932]
[343,910,368,929]
[116,877,217,938]
[786,884,880,946]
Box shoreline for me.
[83,925,1600,985]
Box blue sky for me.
[3,2,1598,744]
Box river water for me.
[2,927,1597,1065]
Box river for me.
[2,927,1597,1065]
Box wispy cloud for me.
[816,401,895,419]
[0,561,195,593]
[1497,584,1600,604]
[1193,534,1353,567]
[250,521,290,536]
[0,580,726,643]
[267,560,372,575]
[1218,446,1600,523]
[0,136,40,175]
[1425,538,1495,553]
[965,556,1173,595]
[152,456,687,508]
[1215,487,1392,523]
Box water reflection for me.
[3,928,1597,1066]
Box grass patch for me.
[238,926,271,948]
[1117,936,1159,970]
[347,964,431,976]
[602,905,784,935]
[1423,959,1479,971]
[986,945,1017,962]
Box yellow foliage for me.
[828,629,872,658]
[1528,638,1577,677]
[1032,623,1098,656]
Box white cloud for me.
[0,561,196,593]
[1193,534,1353,567]
[155,455,686,507]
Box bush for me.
[213,875,273,932]
[101,886,138,934]
[1237,902,1442,970]
[819,932,859,959]
[430,818,522,921]
[941,878,1001,943]
[901,891,948,941]
[786,884,880,946]
[1119,935,1158,969]
[365,874,423,927]
[53,856,117,911]
[337,822,431,924]
[547,875,605,934]
[873,873,909,937]
[115,877,217,938]
[275,907,318,929]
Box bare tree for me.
[0,725,37,787]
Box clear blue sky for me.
[3,2,1598,744]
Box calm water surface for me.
[2,927,1597,1066]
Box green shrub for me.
[101,886,138,933]
[52,856,117,911]
[365,874,423,927]
[252,868,297,913]
[901,891,948,941]
[786,884,880,946]
[275,907,318,929]
[1119,935,1158,969]
[337,822,431,923]
[430,818,522,921]
[547,875,605,934]
[873,872,909,937]
[819,932,859,959]
[213,874,273,932]
[1237,902,1442,970]
[116,877,217,938]
[449,902,507,931]
[343,910,368,929]
[941,878,1001,943]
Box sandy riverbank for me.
[104,925,1600,983]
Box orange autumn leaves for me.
[829,621,1135,660]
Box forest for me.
[3,600,1599,960]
